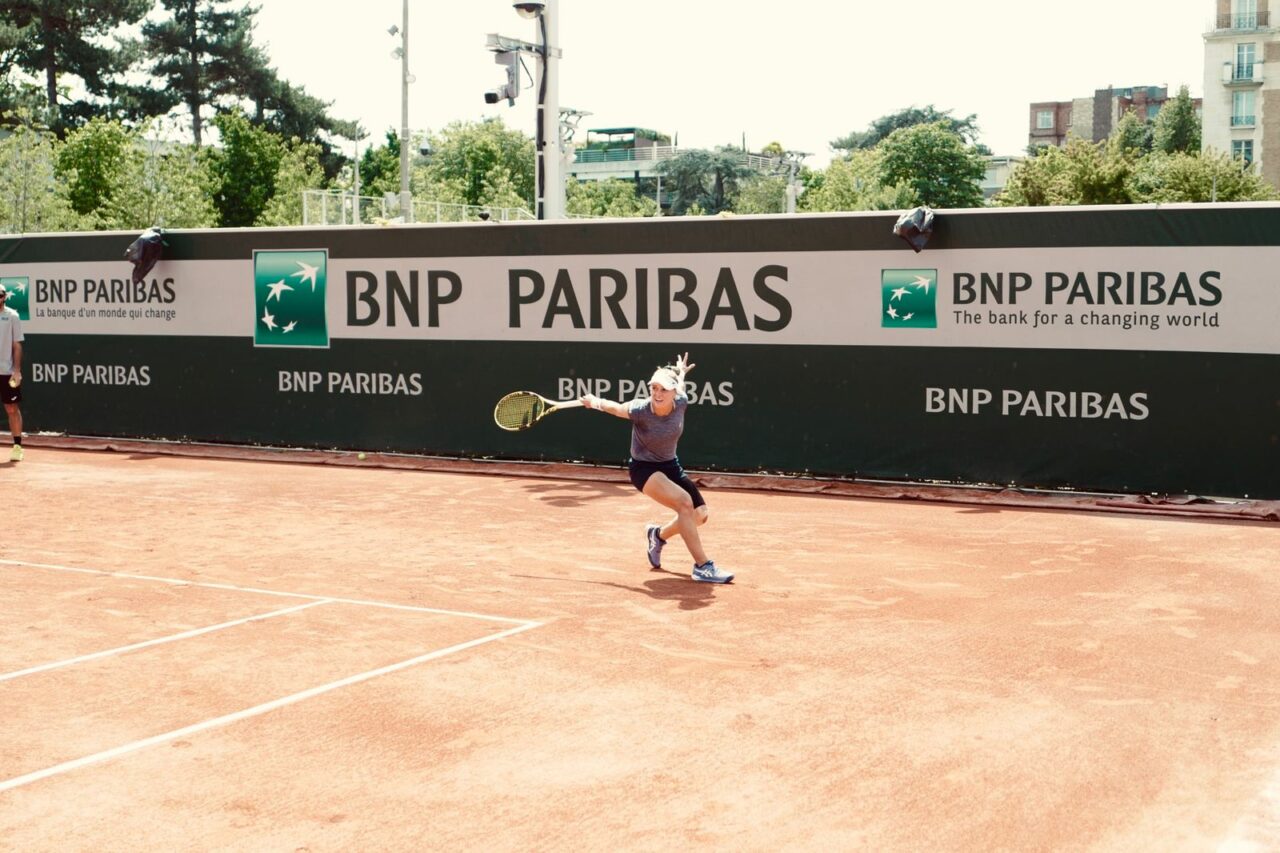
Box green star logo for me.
[1,276,30,321]
[881,269,937,329]
[253,250,328,348]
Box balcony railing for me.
[572,146,784,173]
[1231,114,1257,127]
[1217,11,1268,28]
[1224,62,1264,85]
[574,145,678,164]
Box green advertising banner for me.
[1,205,1278,499]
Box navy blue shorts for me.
[628,457,705,508]
[0,378,19,406]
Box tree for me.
[995,144,1074,206]
[244,65,356,182]
[0,116,76,232]
[997,136,1134,206]
[55,115,132,223]
[876,121,986,209]
[117,130,217,229]
[418,118,534,208]
[58,117,216,229]
[833,105,988,154]
[657,147,751,215]
[256,137,327,226]
[143,0,262,146]
[1111,110,1152,155]
[803,149,917,212]
[1152,85,1201,155]
[205,110,282,226]
[566,178,658,218]
[732,175,787,214]
[1129,150,1276,203]
[1,0,151,131]
[353,129,401,201]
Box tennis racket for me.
[493,391,584,432]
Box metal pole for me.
[399,0,412,223]
[538,0,564,219]
[353,137,361,225]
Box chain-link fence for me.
[302,190,534,226]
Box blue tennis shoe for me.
[645,523,665,568]
[692,560,733,584]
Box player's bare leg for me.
[643,473,709,566]
[659,504,706,544]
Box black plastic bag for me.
[892,206,935,252]
[124,227,166,284]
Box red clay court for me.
[2,442,1279,850]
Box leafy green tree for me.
[358,129,402,199]
[657,147,751,215]
[1152,85,1201,155]
[117,133,216,229]
[1111,110,1152,155]
[803,149,917,212]
[997,136,1134,206]
[418,118,534,208]
[833,105,988,154]
[1,0,151,131]
[876,121,986,208]
[143,0,261,146]
[243,65,356,182]
[205,110,282,226]
[256,137,327,226]
[995,144,1074,206]
[566,178,658,217]
[0,116,76,232]
[1129,150,1276,202]
[732,175,787,214]
[55,116,132,221]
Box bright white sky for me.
[251,0,1212,167]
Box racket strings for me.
[494,393,544,430]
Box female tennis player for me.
[579,353,732,584]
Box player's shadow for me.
[514,567,721,611]
[521,480,632,508]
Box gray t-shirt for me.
[628,395,688,462]
[0,306,22,374]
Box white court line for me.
[0,620,541,794]
[1220,761,1280,852]
[0,558,532,625]
[0,600,327,684]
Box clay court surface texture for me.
[2,442,1279,851]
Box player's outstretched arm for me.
[580,394,631,420]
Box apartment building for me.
[1029,85,1199,151]
[1202,0,1278,185]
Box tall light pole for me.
[390,3,413,223]
[783,151,811,214]
[509,1,563,219]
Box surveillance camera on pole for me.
[485,0,563,220]
[484,50,520,106]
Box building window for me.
[1146,104,1161,120]
[1236,43,1256,80]
[1036,110,1054,130]
[1233,90,1256,126]
[1234,0,1257,29]
[1232,139,1254,163]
